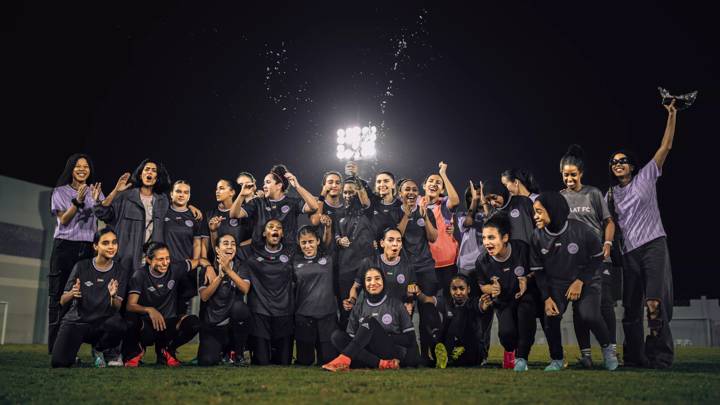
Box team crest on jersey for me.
[280,254,289,263]
[168,280,175,290]
[185,220,194,227]
[567,243,579,255]
[417,218,425,227]
[84,281,93,287]
[381,313,393,325]
[281,205,290,214]
[510,209,520,218]
[514,266,525,276]
[318,257,327,265]
[229,219,238,227]
[396,274,406,284]
[164,217,170,222]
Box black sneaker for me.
[577,356,593,369]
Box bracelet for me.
[603,241,613,246]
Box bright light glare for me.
[335,123,379,161]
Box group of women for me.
[48,100,678,371]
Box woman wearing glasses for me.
[607,100,678,369]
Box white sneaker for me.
[107,354,123,367]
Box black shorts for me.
[251,313,293,340]
[294,314,338,343]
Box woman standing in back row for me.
[608,100,678,369]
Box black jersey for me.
[346,294,415,337]
[355,254,416,302]
[530,219,603,300]
[336,207,376,274]
[128,261,191,319]
[205,205,251,248]
[318,199,344,255]
[388,205,437,272]
[370,195,402,240]
[62,258,127,323]
[475,240,530,306]
[164,207,205,262]
[242,244,294,316]
[198,258,250,326]
[243,195,307,247]
[496,195,535,245]
[293,255,336,318]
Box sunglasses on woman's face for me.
[611,157,630,166]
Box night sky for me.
[5,2,718,299]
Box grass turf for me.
[1,344,719,404]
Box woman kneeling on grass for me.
[415,274,492,368]
[323,267,419,371]
[51,228,127,368]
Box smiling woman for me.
[48,153,105,355]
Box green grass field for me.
[1,344,719,404]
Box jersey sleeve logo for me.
[510,209,520,218]
[281,205,290,214]
[280,254,289,263]
[229,219,239,227]
[184,220,194,227]
[514,266,525,276]
[167,280,175,290]
[381,313,393,325]
[318,257,327,265]
[396,274,406,284]
[567,243,579,255]
[417,218,425,227]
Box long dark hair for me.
[607,149,639,186]
[55,153,95,187]
[130,158,171,194]
[501,168,540,195]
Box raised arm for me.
[463,181,480,228]
[285,172,319,213]
[653,99,678,169]
[438,162,460,209]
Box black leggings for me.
[496,291,538,359]
[197,301,251,366]
[573,264,617,349]
[51,314,126,367]
[48,239,93,354]
[544,278,609,360]
[124,314,200,360]
[252,336,293,365]
[294,314,338,366]
[419,302,484,366]
[330,318,419,368]
[415,270,438,361]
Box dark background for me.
[4,2,717,299]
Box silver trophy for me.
[658,87,698,111]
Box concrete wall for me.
[0,175,54,343]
